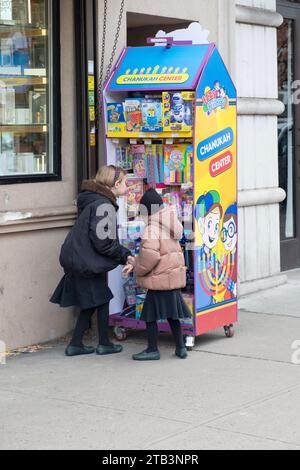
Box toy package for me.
[144,144,164,188]
[142,99,163,133]
[136,293,146,320]
[163,92,195,132]
[126,176,144,218]
[181,189,194,220]
[164,144,188,185]
[116,145,133,170]
[107,103,126,134]
[123,277,136,306]
[184,144,193,183]
[130,145,147,178]
[124,99,142,133]
[162,190,182,218]
[181,293,194,321]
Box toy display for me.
[162,190,182,218]
[164,144,187,185]
[131,145,147,178]
[107,103,126,134]
[124,99,142,132]
[116,145,133,170]
[104,42,237,346]
[142,98,163,133]
[126,176,144,218]
[163,91,195,132]
[106,94,193,137]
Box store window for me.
[278,17,295,240]
[0,0,60,183]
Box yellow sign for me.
[90,133,96,147]
[116,73,190,85]
[88,76,95,91]
[89,106,95,122]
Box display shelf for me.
[107,131,193,140]
[0,26,47,37]
[0,76,47,86]
[0,124,47,133]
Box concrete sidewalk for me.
[1,273,300,450]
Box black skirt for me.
[141,289,192,323]
[50,273,113,311]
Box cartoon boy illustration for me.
[195,190,223,311]
[222,203,238,300]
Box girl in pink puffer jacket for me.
[126,189,191,361]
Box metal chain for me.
[96,0,125,126]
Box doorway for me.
[127,12,191,46]
[277,1,300,270]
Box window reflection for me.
[278,19,295,240]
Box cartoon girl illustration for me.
[133,157,146,178]
[170,150,184,171]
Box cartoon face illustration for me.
[199,209,221,250]
[222,217,237,252]
[134,159,146,177]
[147,108,156,117]
[222,204,237,252]
[169,150,184,171]
[214,81,220,91]
[196,191,223,251]
[110,111,120,123]
[127,191,137,204]
[172,93,184,106]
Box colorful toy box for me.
[126,176,144,218]
[163,91,195,132]
[124,99,143,132]
[107,103,126,134]
[164,144,188,185]
[142,98,163,133]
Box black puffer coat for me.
[59,180,130,278]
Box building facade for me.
[0,0,297,350]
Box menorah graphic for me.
[124,66,189,75]
[198,251,236,299]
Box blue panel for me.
[109,45,212,92]
[196,48,237,100]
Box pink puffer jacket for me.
[132,206,187,291]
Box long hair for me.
[94,165,126,188]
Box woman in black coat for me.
[50,165,131,357]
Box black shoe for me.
[175,347,188,359]
[132,350,161,361]
[96,344,123,355]
[65,345,95,357]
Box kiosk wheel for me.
[184,335,195,351]
[114,326,127,341]
[224,325,234,338]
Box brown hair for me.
[223,211,237,226]
[94,165,126,188]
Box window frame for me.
[0,0,61,185]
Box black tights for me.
[146,319,185,353]
[70,303,111,347]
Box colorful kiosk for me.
[103,40,237,348]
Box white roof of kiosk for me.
[107,44,214,92]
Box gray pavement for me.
[1,272,300,450]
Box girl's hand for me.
[127,256,136,266]
[122,264,134,278]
